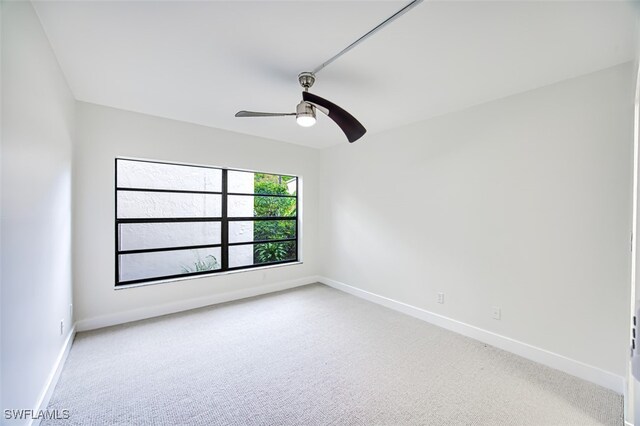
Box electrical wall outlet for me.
[437,293,445,304]
[492,307,501,320]
[70,303,73,319]
[60,319,64,335]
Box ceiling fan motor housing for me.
[298,72,315,90]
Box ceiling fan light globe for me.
[296,101,316,127]
[297,115,316,127]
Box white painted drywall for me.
[73,102,319,324]
[1,1,74,421]
[319,63,634,378]
[1,1,4,415]
[629,34,640,425]
[1,0,4,415]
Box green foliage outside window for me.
[253,174,297,264]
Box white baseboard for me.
[318,276,625,395]
[76,275,320,332]
[30,325,76,426]
[624,378,633,426]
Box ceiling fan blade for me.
[302,92,366,143]
[235,111,295,118]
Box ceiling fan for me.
[236,72,366,143]
[235,0,423,144]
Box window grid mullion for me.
[227,192,296,198]
[118,243,223,256]
[117,217,222,224]
[228,237,297,247]
[227,216,297,221]
[117,187,222,195]
[221,169,229,271]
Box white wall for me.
[1,1,4,414]
[1,1,74,421]
[630,25,640,422]
[73,102,319,326]
[320,63,634,379]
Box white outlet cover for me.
[492,307,501,320]
[437,293,445,304]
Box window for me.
[115,158,298,286]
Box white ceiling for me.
[34,1,638,149]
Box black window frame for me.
[115,158,299,287]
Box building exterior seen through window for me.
[115,158,298,286]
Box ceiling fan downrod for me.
[311,0,424,75]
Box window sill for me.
[114,261,304,290]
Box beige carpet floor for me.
[45,283,623,425]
